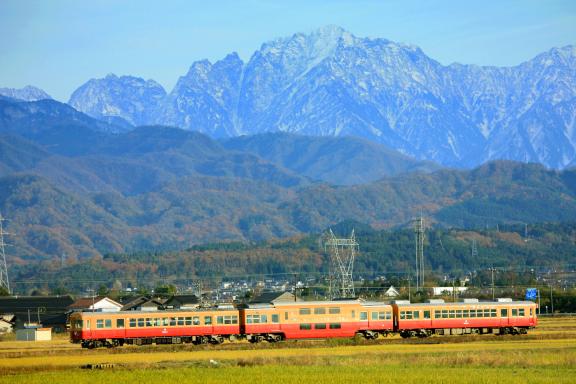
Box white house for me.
[68,296,123,312]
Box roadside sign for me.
[525,288,537,300]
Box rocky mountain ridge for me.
[67,26,576,169]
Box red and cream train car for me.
[240,300,393,342]
[69,307,240,348]
[392,299,537,337]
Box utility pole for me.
[0,213,10,295]
[550,285,554,316]
[414,216,425,292]
[490,267,495,301]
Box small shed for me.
[16,326,52,341]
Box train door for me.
[85,318,92,338]
[499,307,509,327]
[509,307,519,326]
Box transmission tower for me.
[414,216,425,292]
[471,239,478,259]
[0,213,10,294]
[324,229,359,299]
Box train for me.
[69,298,538,348]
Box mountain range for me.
[2,93,576,263]
[1,26,576,264]
[65,26,576,169]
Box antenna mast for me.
[324,228,358,299]
[0,213,10,294]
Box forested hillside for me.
[9,222,576,294]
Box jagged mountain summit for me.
[68,26,576,169]
[69,74,166,126]
[0,85,52,101]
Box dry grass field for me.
[0,317,574,383]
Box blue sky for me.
[1,0,574,101]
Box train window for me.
[217,316,223,325]
[129,319,136,328]
[360,312,368,320]
[379,312,387,320]
[329,323,341,329]
[247,314,259,324]
[96,319,104,329]
[512,309,518,317]
[400,311,405,320]
[177,317,184,326]
[423,311,430,319]
[456,310,462,318]
[435,310,441,318]
[188,317,195,326]
[329,307,341,314]
[138,318,144,327]
[501,309,508,317]
[204,316,212,325]
[463,310,469,317]
[146,318,153,327]
[442,310,448,319]
[484,309,491,317]
[314,308,326,315]
[222,315,237,325]
[74,320,83,328]
[170,317,176,326]
[261,315,268,323]
[315,323,326,329]
[299,308,311,315]
[285,312,288,320]
[116,319,124,328]
[272,314,279,323]
[414,311,420,319]
[470,310,476,318]
[105,319,112,328]
[491,309,497,317]
[351,310,356,319]
[300,323,311,330]
[449,310,455,319]
[372,312,378,320]
[163,318,169,326]
[386,312,392,320]
[519,308,525,317]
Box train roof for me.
[393,300,537,307]
[245,300,392,309]
[71,307,238,317]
